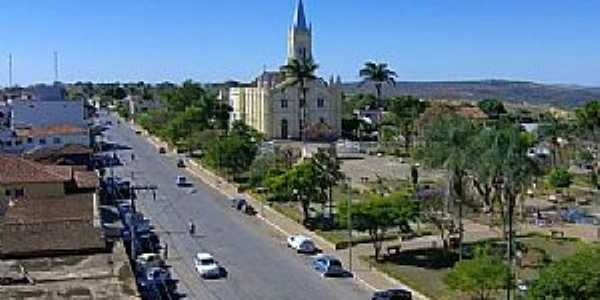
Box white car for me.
[287,235,318,254]
[194,253,226,279]
[136,253,165,269]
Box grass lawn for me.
[364,234,583,300]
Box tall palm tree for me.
[280,56,319,141]
[359,62,398,109]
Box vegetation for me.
[547,167,573,189]
[203,121,261,179]
[528,246,600,299]
[445,248,508,300]
[338,192,419,260]
[359,61,397,108]
[575,100,600,141]
[477,99,506,118]
[387,95,428,150]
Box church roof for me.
[293,0,308,30]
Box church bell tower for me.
[287,0,312,62]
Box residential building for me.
[0,155,103,258]
[229,0,342,140]
[0,99,91,153]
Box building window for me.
[15,140,22,146]
[5,141,12,147]
[317,98,325,108]
[4,190,10,197]
[27,137,33,144]
[281,119,289,139]
[281,99,288,108]
[320,117,325,124]
[53,137,61,144]
[39,138,46,145]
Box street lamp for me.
[346,178,353,273]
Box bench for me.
[550,230,565,239]
[386,244,402,256]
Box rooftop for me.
[0,155,72,184]
[15,123,88,138]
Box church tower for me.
[287,0,312,62]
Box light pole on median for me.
[346,178,353,273]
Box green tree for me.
[312,148,344,224]
[359,62,398,108]
[339,192,419,261]
[528,246,600,300]
[203,122,259,178]
[419,116,479,259]
[478,99,506,119]
[389,95,428,151]
[446,248,508,300]
[267,160,322,223]
[547,167,573,189]
[575,100,600,141]
[280,56,319,141]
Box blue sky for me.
[1,0,599,86]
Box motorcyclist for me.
[188,221,195,235]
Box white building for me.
[229,0,342,141]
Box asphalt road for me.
[101,112,371,300]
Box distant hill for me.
[342,80,600,108]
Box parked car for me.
[311,254,346,277]
[159,147,167,154]
[176,176,189,187]
[194,253,226,279]
[138,267,172,290]
[371,289,413,300]
[177,159,186,168]
[287,235,318,254]
[136,253,166,269]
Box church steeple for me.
[293,0,308,30]
[288,0,313,62]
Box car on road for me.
[287,235,318,254]
[176,176,189,187]
[159,147,167,154]
[177,159,185,168]
[371,289,413,300]
[311,254,347,277]
[194,253,226,279]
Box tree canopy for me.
[478,99,507,118]
[446,248,508,300]
[359,61,397,107]
[338,192,419,260]
[528,246,600,300]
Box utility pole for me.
[8,53,12,87]
[347,178,353,273]
[53,51,59,83]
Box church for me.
[229,0,343,141]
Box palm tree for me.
[280,56,319,141]
[359,62,398,109]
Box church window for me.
[281,99,288,108]
[320,117,325,124]
[317,98,325,108]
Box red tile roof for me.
[0,155,73,184]
[0,194,105,257]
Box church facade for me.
[229,0,342,140]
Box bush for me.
[547,168,573,189]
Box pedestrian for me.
[164,243,169,260]
[131,153,135,161]
[152,190,156,201]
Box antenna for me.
[54,51,59,82]
[8,53,13,87]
